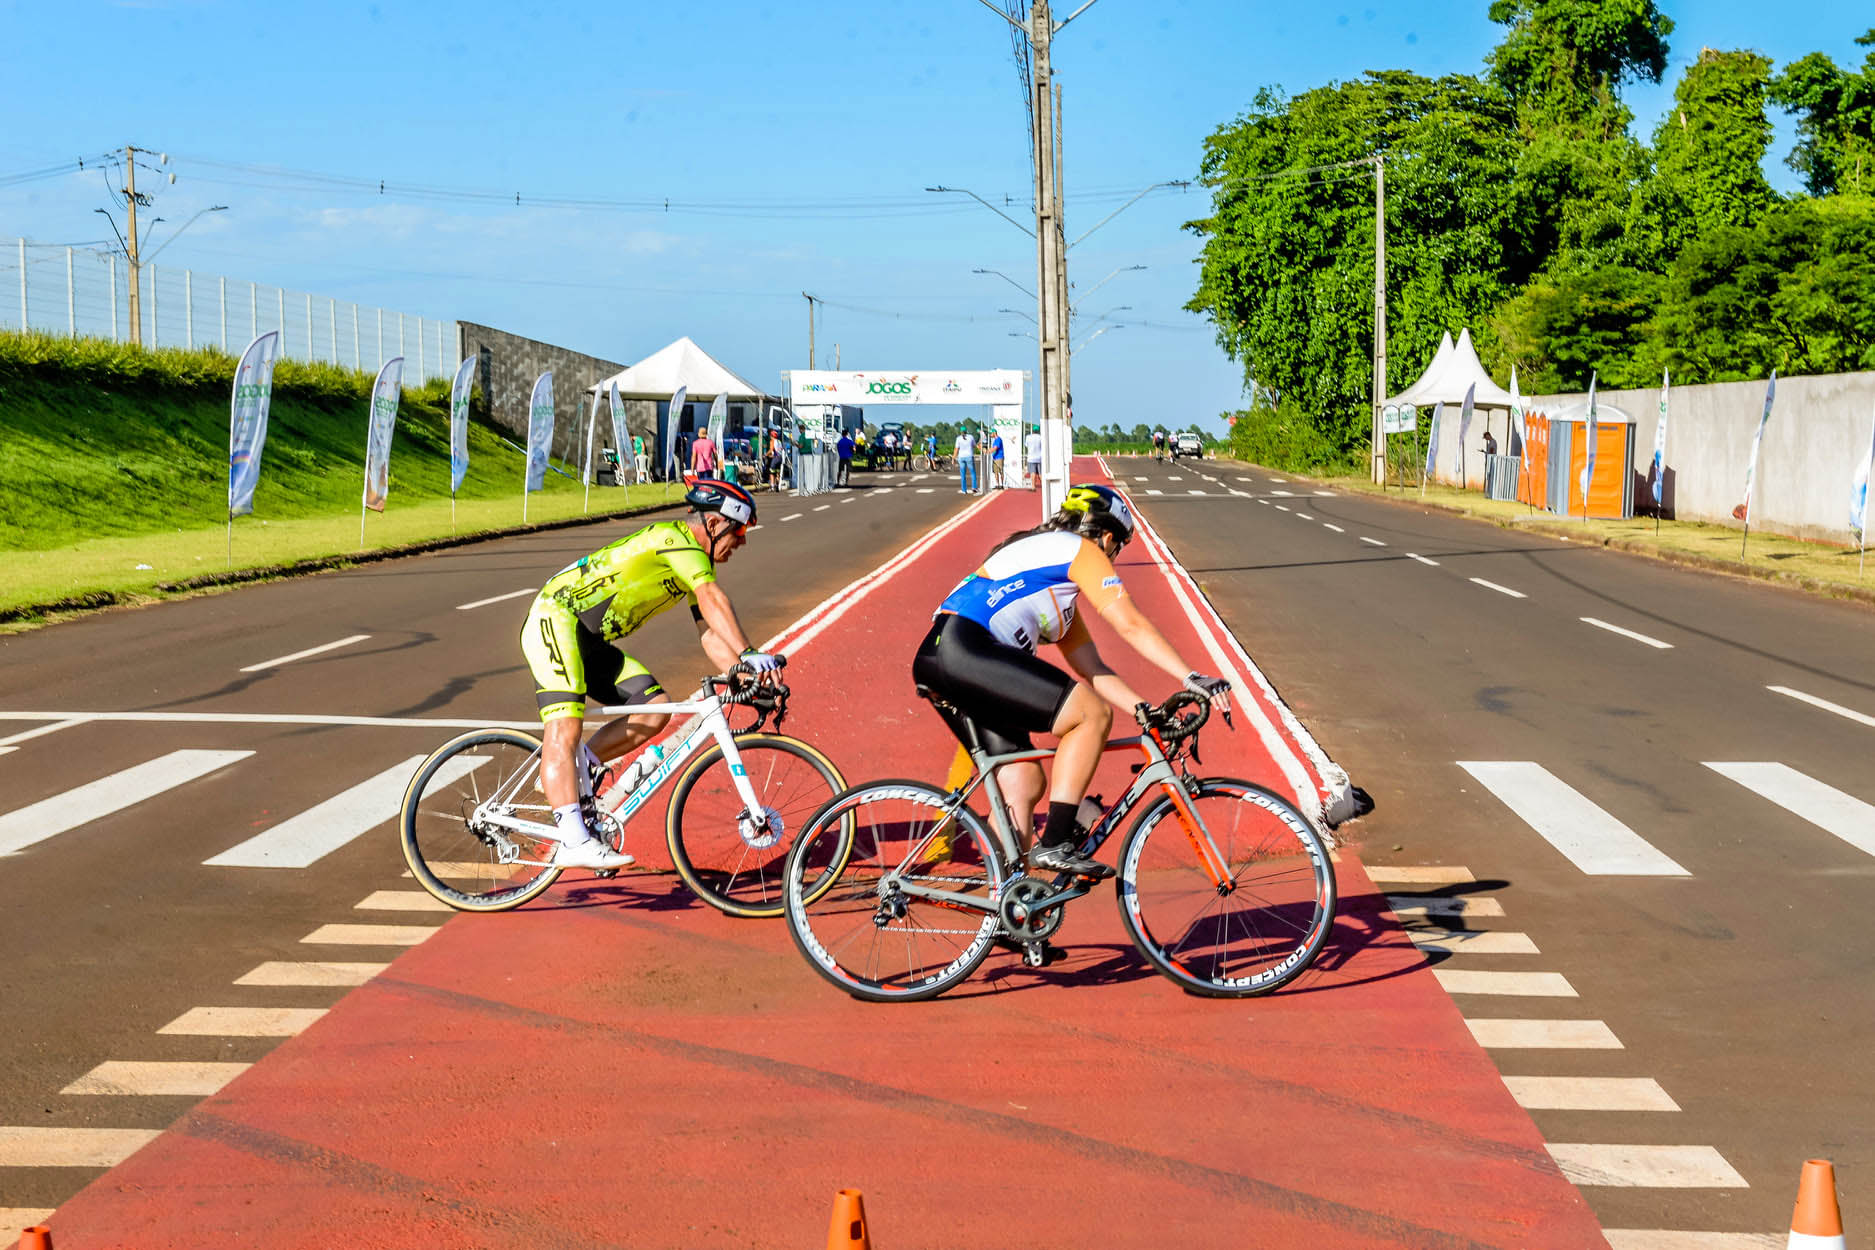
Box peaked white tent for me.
[1385,328,1515,408]
[589,336,765,400]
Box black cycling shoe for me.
[1028,843,1114,879]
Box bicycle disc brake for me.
[737,805,784,850]
[998,876,1066,943]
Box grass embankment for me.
[0,331,679,621]
[1273,461,1875,604]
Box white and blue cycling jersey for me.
[935,530,1126,653]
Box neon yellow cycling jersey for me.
[537,520,718,640]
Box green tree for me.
[1768,31,1875,196]
[1486,0,1674,136]
[1648,49,1776,253]
[1491,265,1665,390]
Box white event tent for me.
[590,335,766,403]
[1385,327,1517,488]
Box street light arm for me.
[141,204,229,265]
[1054,0,1102,32]
[1068,180,1188,250]
[927,185,1035,238]
[973,267,1035,299]
[92,207,130,259]
[974,0,1030,35]
[1068,264,1145,314]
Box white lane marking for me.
[1359,536,1387,546]
[1166,475,1184,481]
[207,755,477,869]
[1295,512,1313,520]
[0,749,252,856]
[1403,927,1539,955]
[842,496,856,503]
[813,504,831,512]
[1229,489,1251,498]
[1602,1232,1781,1249]
[1322,523,1345,533]
[302,923,440,946]
[917,488,937,494]
[748,524,763,530]
[0,711,539,730]
[354,889,453,912]
[1187,489,1208,496]
[239,634,371,672]
[1274,505,1290,512]
[1268,489,1296,497]
[1434,969,1577,997]
[1268,478,1288,483]
[1385,895,1504,917]
[874,487,893,494]
[1581,617,1673,649]
[780,513,804,522]
[1504,1076,1678,1111]
[1366,864,1474,884]
[235,961,389,987]
[1768,684,1875,729]
[1465,1018,1622,1049]
[1470,577,1526,598]
[0,717,89,747]
[158,1006,328,1036]
[63,1061,250,1096]
[454,588,535,612]
[1406,552,1440,566]
[0,748,13,756]
[1547,1144,1746,1188]
[1704,762,1875,858]
[1146,489,1164,496]
[1313,490,1335,497]
[1458,761,1689,876]
[0,1127,160,1167]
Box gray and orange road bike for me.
[782,691,1336,1001]
[399,659,849,918]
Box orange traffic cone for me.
[18,1226,51,1250]
[1788,1158,1845,1249]
[825,1188,872,1250]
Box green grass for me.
[0,330,684,618]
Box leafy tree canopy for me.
[1768,30,1875,196]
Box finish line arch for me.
[785,369,1055,507]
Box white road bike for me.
[399,660,849,917]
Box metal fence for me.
[1483,453,1521,500]
[1,236,458,384]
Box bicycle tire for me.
[665,733,848,918]
[400,727,564,912]
[784,779,1006,1003]
[1115,778,1335,997]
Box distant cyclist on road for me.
[520,479,778,869]
[1152,429,1166,462]
[912,484,1232,877]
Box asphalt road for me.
[1118,452,1874,1239]
[0,470,976,1219]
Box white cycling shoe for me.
[553,837,635,871]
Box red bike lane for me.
[46,467,1604,1248]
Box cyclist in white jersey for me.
[912,484,1232,876]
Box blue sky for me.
[2,0,1866,435]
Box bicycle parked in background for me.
[400,661,849,917]
[782,691,1336,1001]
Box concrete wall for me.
[1407,371,1875,543]
[456,321,630,467]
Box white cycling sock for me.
[553,802,591,844]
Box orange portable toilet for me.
[1536,401,1635,519]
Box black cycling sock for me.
[1038,801,1080,848]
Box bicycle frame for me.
[887,722,1235,916]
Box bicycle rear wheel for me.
[784,780,1005,1002]
[400,728,563,912]
[665,733,847,918]
[1116,779,1335,997]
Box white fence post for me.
[66,247,75,336]
[150,264,158,347]
[352,304,360,370]
[376,308,383,369]
[219,276,226,349]
[185,270,193,348]
[109,256,118,339]
[304,291,313,359]
[249,282,257,340]
[328,297,336,364]
[18,239,26,330]
[277,287,285,341]
[416,315,425,380]
[398,311,405,361]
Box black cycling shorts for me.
[911,613,1075,756]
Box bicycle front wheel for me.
[784,780,1005,1003]
[400,728,563,912]
[666,733,847,918]
[1116,779,1336,997]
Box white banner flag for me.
[227,330,281,518]
[1851,395,1875,537]
[707,392,727,457]
[1740,370,1777,523]
[1580,374,1599,510]
[1425,401,1444,478]
[449,356,475,496]
[1651,368,1669,512]
[583,389,601,486]
[663,385,687,479]
[608,382,628,488]
[1459,383,1477,481]
[1509,365,1524,452]
[525,372,554,493]
[362,356,404,513]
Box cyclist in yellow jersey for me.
[520,479,776,869]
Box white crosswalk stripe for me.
[1704,762,1875,858]
[205,754,479,869]
[0,750,252,856]
[1458,761,1688,876]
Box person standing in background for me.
[955,427,977,494]
[1026,424,1043,490]
[690,426,717,479]
[990,429,1007,490]
[836,429,855,487]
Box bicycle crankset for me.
[998,876,1067,943]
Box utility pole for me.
[1030,0,1069,514]
[124,145,143,347]
[1370,154,1387,485]
[802,292,817,370]
[1054,80,1071,443]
